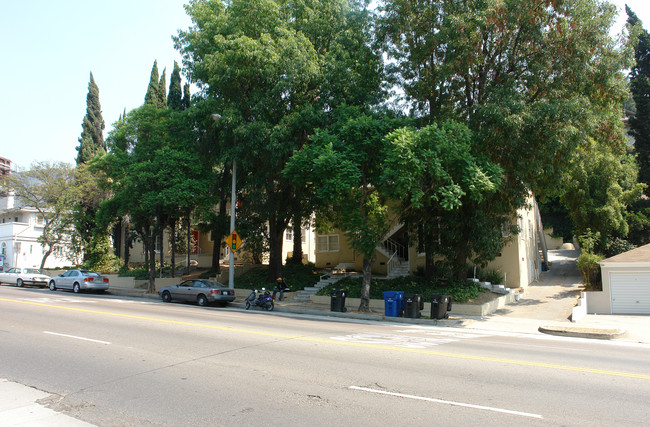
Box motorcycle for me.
[245,288,274,311]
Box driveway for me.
[492,249,583,321]
[465,249,584,334]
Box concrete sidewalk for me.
[0,379,92,426]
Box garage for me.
[610,272,650,314]
[589,244,650,315]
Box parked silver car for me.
[0,267,51,287]
[159,279,236,307]
[49,270,109,293]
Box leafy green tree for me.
[383,121,503,279]
[561,139,645,252]
[286,111,499,310]
[627,6,650,196]
[0,162,78,269]
[379,0,630,273]
[103,103,211,291]
[76,72,106,165]
[175,0,384,283]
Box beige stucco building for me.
[314,194,545,288]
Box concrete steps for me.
[292,267,357,303]
[386,259,409,279]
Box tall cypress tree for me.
[181,83,191,110]
[158,68,167,108]
[76,72,105,165]
[627,6,650,195]
[144,60,161,107]
[168,61,183,110]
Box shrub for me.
[577,252,604,290]
[235,263,320,290]
[316,276,484,303]
[481,268,503,285]
[118,265,150,280]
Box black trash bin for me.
[404,294,422,319]
[330,289,347,312]
[431,294,451,319]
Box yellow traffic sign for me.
[225,230,243,252]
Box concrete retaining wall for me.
[310,292,514,317]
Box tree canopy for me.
[175,0,385,282]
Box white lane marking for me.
[349,386,543,419]
[43,331,111,345]
[331,332,481,348]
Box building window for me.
[317,234,339,252]
[1,242,6,255]
[286,226,307,243]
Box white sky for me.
[0,0,648,170]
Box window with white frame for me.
[286,226,307,243]
[317,234,339,252]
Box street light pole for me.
[228,159,236,289]
[211,113,236,289]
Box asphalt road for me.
[1,285,650,426]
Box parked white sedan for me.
[0,267,51,287]
[48,270,109,293]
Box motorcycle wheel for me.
[245,301,251,310]
[265,301,274,311]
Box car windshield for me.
[25,269,42,274]
[203,280,225,288]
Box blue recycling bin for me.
[383,291,405,317]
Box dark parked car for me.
[49,270,109,293]
[158,279,236,307]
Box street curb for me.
[107,289,630,341]
[538,325,627,340]
[107,289,466,326]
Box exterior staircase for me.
[292,266,354,303]
[386,257,409,279]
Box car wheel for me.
[49,281,56,291]
[16,278,23,287]
[245,301,251,310]
[197,294,208,306]
[161,291,172,303]
[265,301,274,311]
[73,283,80,293]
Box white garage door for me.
[610,272,650,314]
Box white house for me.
[0,191,74,271]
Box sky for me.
[1,0,649,171]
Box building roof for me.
[599,243,650,265]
